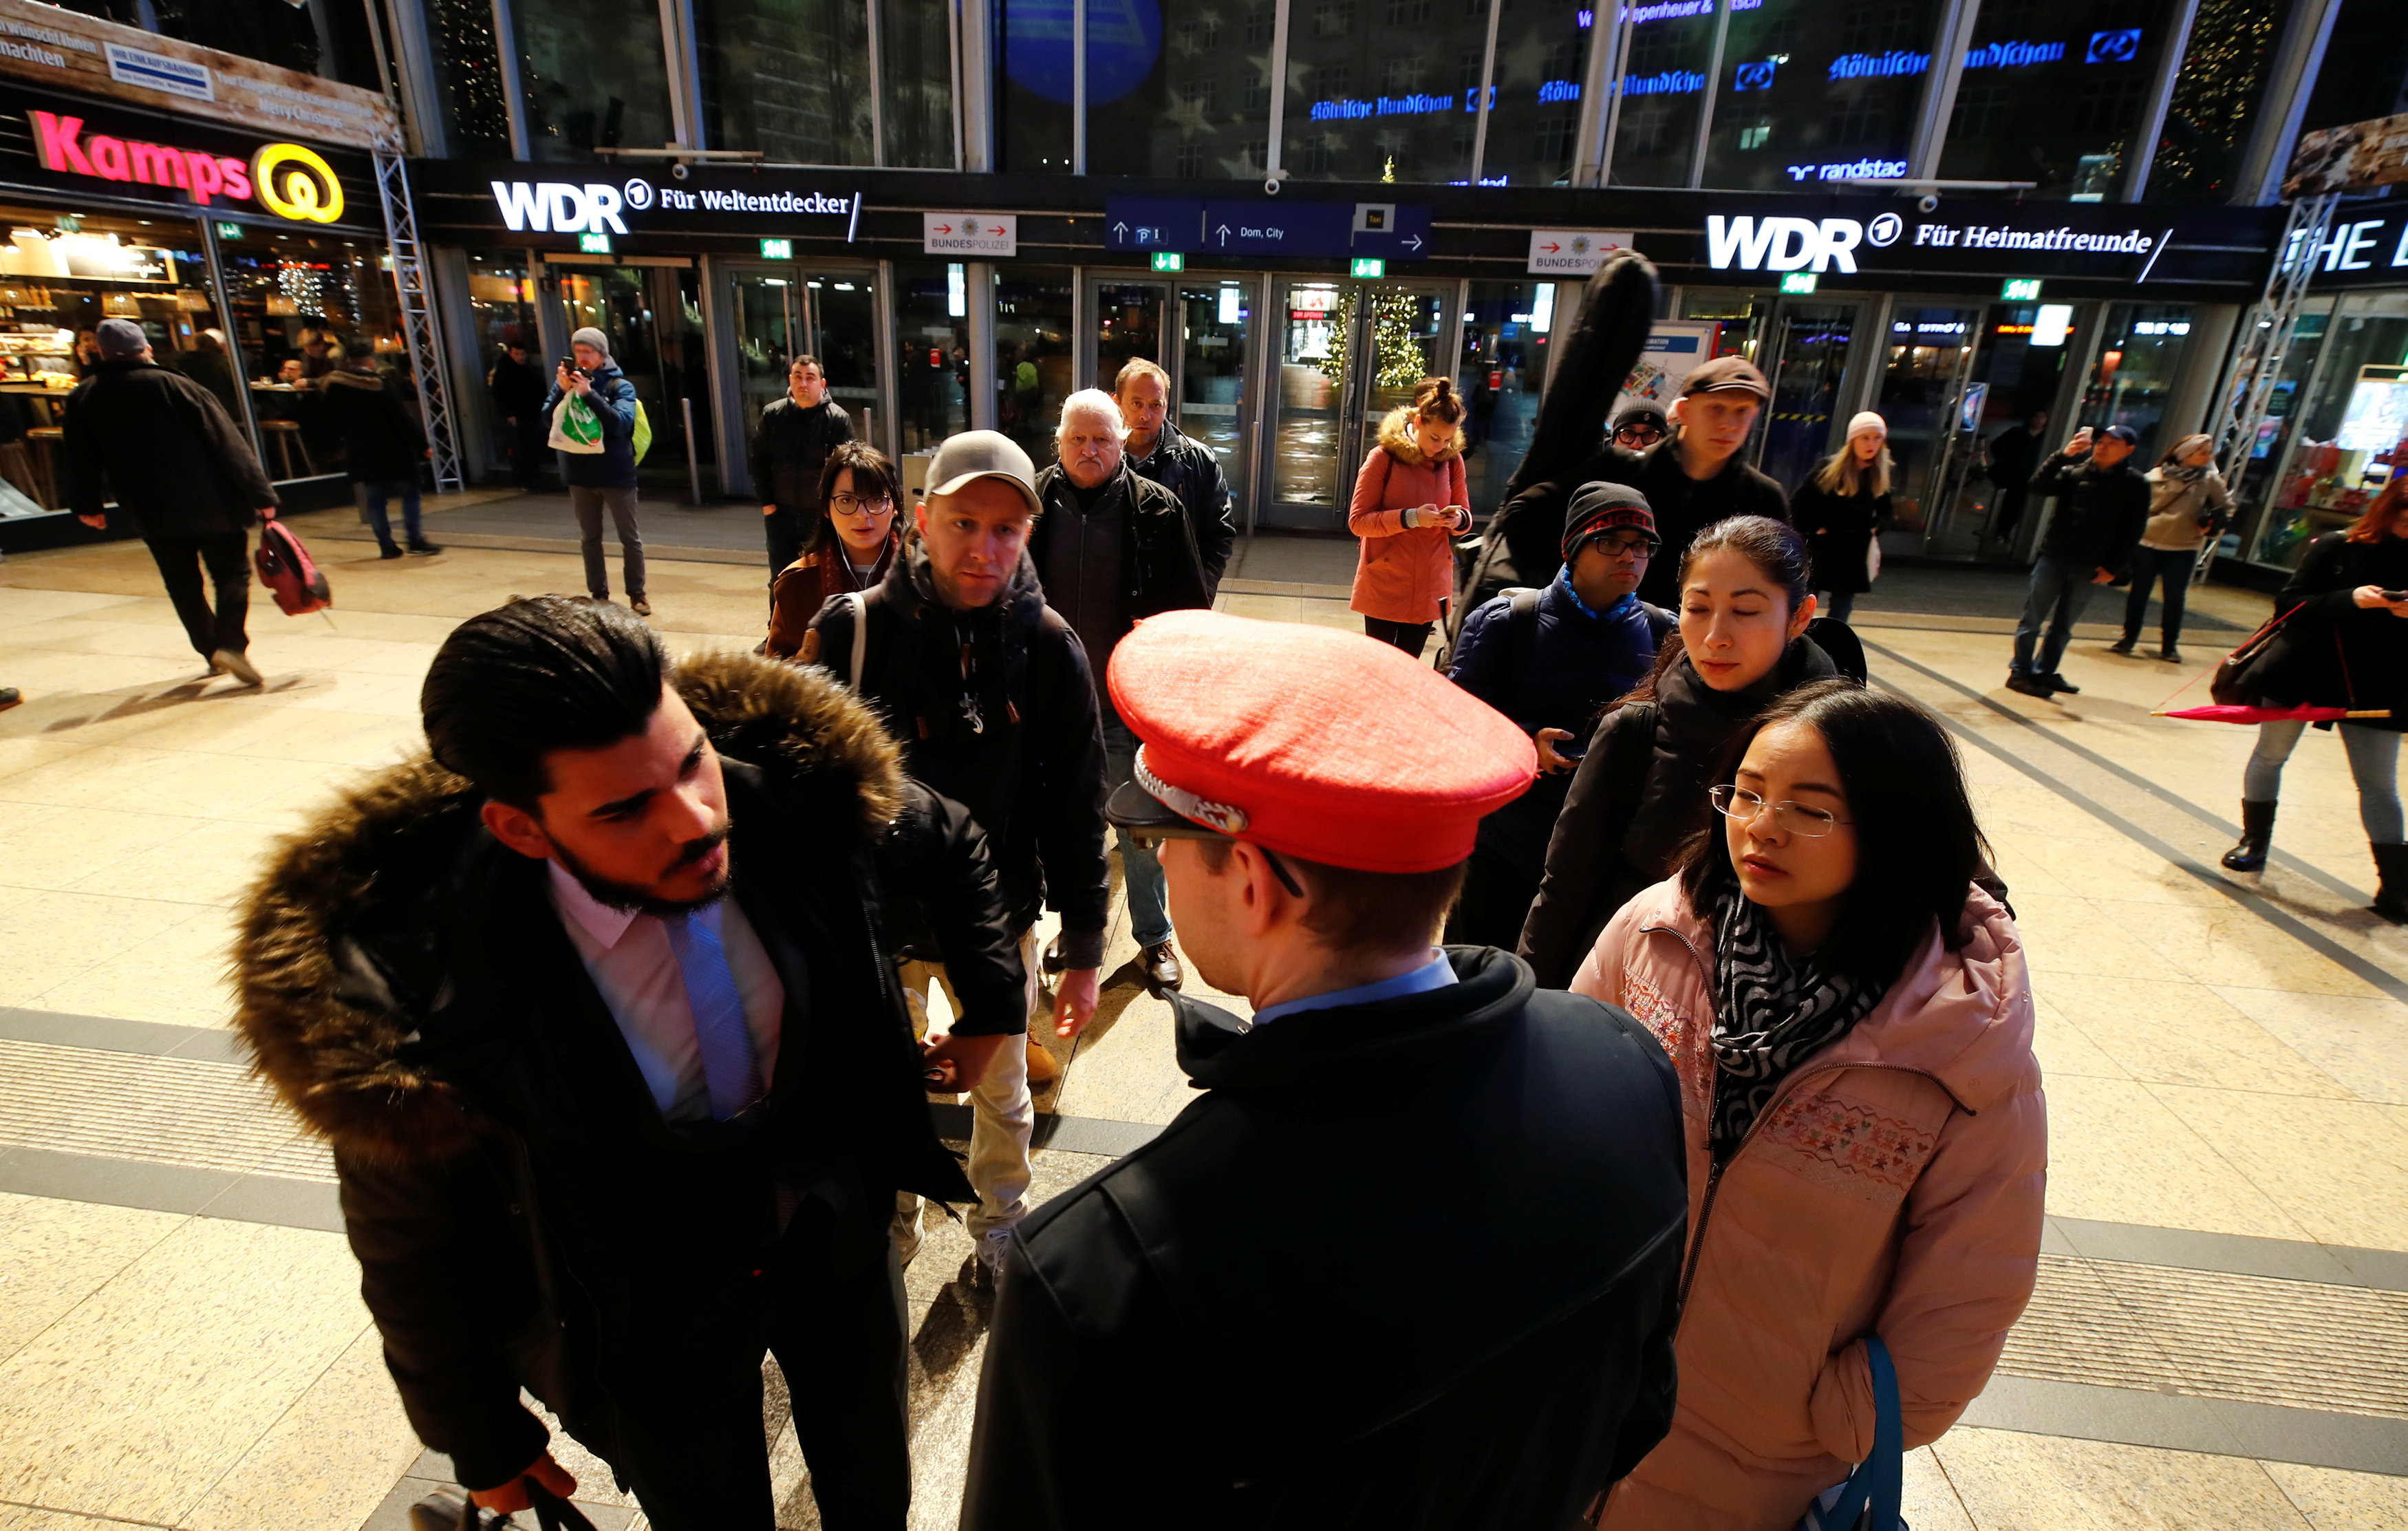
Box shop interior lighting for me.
[2032,303,2074,347]
[1218,286,1240,323]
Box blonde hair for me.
[1813,439,1893,498]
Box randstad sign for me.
[29,109,343,221]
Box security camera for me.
[671,162,692,180]
[1264,167,1291,197]
[1916,192,1940,213]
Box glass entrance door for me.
[1266,279,1450,531]
[1091,279,1169,392]
[1178,280,1253,533]
[555,263,713,492]
[1922,301,2083,559]
[1754,301,1862,496]
[727,262,883,479]
[1867,303,1982,554]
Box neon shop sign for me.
[28,111,345,222]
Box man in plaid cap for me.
[961,610,1688,1531]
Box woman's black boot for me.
[2373,844,2408,924]
[2222,800,2277,872]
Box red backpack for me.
[255,518,332,616]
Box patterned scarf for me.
[1706,884,1888,1159]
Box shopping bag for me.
[548,392,605,454]
[1797,1336,1904,1531]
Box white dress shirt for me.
[547,860,786,1121]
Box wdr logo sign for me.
[489,180,632,235]
[1706,215,1866,274]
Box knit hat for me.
[95,318,148,359]
[1562,482,1658,562]
[2169,433,2212,460]
[570,327,612,364]
[1846,411,1887,440]
[1612,405,1669,437]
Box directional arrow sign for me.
[1104,198,1204,251]
[924,212,1015,256]
[1348,202,1432,260]
[1528,228,1633,275]
[1201,199,1355,257]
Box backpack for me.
[630,400,653,465]
[254,519,330,616]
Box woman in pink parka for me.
[1348,376,1470,659]
[1575,679,2046,1530]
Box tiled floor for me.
[0,497,2402,1529]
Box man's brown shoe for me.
[1141,939,1183,995]
[1025,1036,1062,1085]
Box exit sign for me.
[2001,277,2043,300]
[760,237,793,259]
[1350,257,1386,279]
[214,221,241,240]
[578,232,613,255]
[1780,271,1817,294]
[1151,252,1184,272]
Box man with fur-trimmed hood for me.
[234,596,1023,1530]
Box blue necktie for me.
[663,903,762,1120]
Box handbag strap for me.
[1808,1336,1902,1531]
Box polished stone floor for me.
[0,495,2403,1530]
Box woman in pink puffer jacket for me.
[1574,679,2046,1531]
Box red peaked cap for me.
[1105,610,1538,874]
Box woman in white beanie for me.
[2112,433,2230,662]
[1790,411,1892,623]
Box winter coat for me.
[1349,408,1470,624]
[1448,575,1673,878]
[1575,878,2045,1530]
[321,367,428,483]
[1127,418,1237,599]
[2137,465,2233,552]
[808,542,1113,967]
[960,947,1690,1531]
[1518,636,1843,987]
[2030,450,2150,573]
[63,357,279,536]
[1493,440,1789,609]
[764,528,899,661]
[173,347,242,422]
[2242,530,2408,733]
[542,364,639,489]
[488,352,548,422]
[1028,462,1210,677]
[231,653,1016,1490]
[1986,425,2045,489]
[1791,477,1891,597]
[749,395,855,511]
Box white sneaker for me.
[211,648,262,685]
[974,1227,1013,1289]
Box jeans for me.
[144,532,250,659]
[2123,545,2195,646]
[356,478,422,553]
[2012,556,2098,676]
[1819,590,1858,623]
[1363,615,1435,659]
[892,925,1040,1248]
[2244,720,2405,844]
[1099,694,1174,947]
[570,483,645,601]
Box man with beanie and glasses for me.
[545,327,649,614]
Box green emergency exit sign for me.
[2001,277,2043,301]
[1351,257,1386,279]
[579,232,613,255]
[1779,272,1817,294]
[760,237,793,259]
[215,222,242,240]
[1151,252,1184,272]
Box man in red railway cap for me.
[960,610,1690,1531]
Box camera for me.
[1916,192,1941,213]
[1264,168,1291,197]
[671,161,691,180]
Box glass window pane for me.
[998,268,1075,460]
[697,0,876,164]
[427,0,516,158]
[1937,0,2186,199]
[1097,282,1167,385]
[464,251,538,471]
[555,265,716,487]
[882,0,959,167]
[1756,301,1859,493]
[2144,0,2295,204]
[2250,296,2408,568]
[515,0,679,159]
[1703,0,1942,191]
[1478,3,1592,186]
[1093,0,1273,177]
[1180,281,1254,524]
[1606,1,1717,186]
[1458,280,1558,513]
[896,261,972,453]
[1280,0,1491,183]
[1275,280,1346,505]
[219,225,407,482]
[999,0,1077,172]
[2075,301,2198,456]
[1871,304,1981,526]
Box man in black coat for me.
[64,317,279,685]
[751,354,857,586]
[1985,408,2050,544]
[2007,424,2151,698]
[234,597,1024,1531]
[324,340,440,558]
[963,609,1688,1531]
[488,340,551,491]
[1113,358,1236,598]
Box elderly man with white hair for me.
[1029,387,1213,994]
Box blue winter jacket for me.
[1450,573,1670,876]
[542,363,639,489]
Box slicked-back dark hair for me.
[1679,679,1991,986]
[421,596,671,809]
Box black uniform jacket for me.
[63,356,279,535]
[234,653,1011,1490]
[962,947,1688,1531]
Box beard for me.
[552,821,734,918]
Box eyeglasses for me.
[1708,783,1853,838]
[1584,533,1659,560]
[1613,426,1666,446]
[830,493,893,517]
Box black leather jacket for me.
[1028,461,1212,646]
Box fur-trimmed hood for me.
[233,650,907,1166]
[1376,405,1466,467]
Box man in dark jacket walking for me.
[752,354,857,588]
[234,596,1023,1531]
[488,339,551,491]
[544,327,648,613]
[64,318,279,685]
[1028,389,1212,995]
[2008,424,2150,698]
[324,339,440,559]
[1114,358,1235,598]
[963,610,1687,1531]
[807,429,1110,1283]
[1986,408,2050,544]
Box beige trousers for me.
[893,925,1040,1257]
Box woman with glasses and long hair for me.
[2219,475,2408,921]
[763,438,901,659]
[1791,411,1893,623]
[1573,681,2045,1530]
